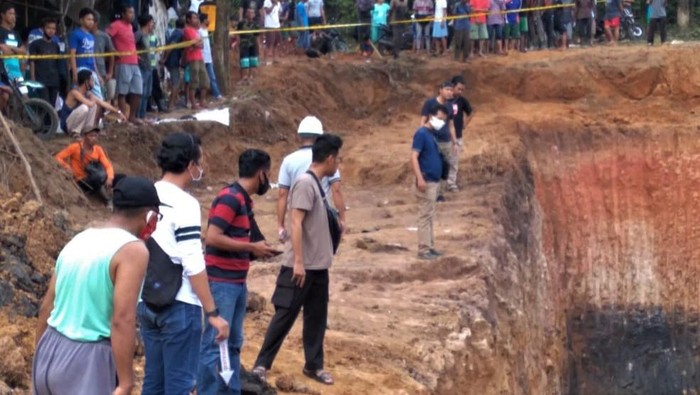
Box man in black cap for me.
[419,81,456,202]
[34,176,161,395]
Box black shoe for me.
[437,195,446,202]
[417,251,438,260]
[429,248,443,256]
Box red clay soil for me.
[1,43,700,394]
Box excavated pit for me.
[525,124,700,394]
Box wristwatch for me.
[205,307,220,318]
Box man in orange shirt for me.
[470,0,489,56]
[54,127,115,200]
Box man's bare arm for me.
[277,188,289,229]
[330,182,346,224]
[110,241,149,394]
[36,274,57,346]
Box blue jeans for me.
[138,301,203,395]
[296,21,310,49]
[137,68,153,119]
[204,63,221,99]
[198,282,247,395]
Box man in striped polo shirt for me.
[198,149,279,395]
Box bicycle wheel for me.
[20,98,59,140]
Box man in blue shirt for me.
[420,81,455,201]
[70,8,103,101]
[505,0,521,52]
[296,0,310,49]
[161,18,185,111]
[411,103,449,260]
[453,0,471,62]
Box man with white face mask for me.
[138,132,230,395]
[420,81,456,202]
[411,103,449,260]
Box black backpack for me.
[141,237,183,311]
[306,171,342,254]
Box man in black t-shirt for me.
[29,18,62,106]
[420,81,455,201]
[449,75,474,192]
[239,0,265,59]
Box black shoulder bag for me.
[305,171,342,254]
[141,237,184,311]
[80,144,107,189]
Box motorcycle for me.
[0,65,59,140]
[376,23,414,56]
[595,6,643,41]
[621,6,644,41]
[325,17,350,53]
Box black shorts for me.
[240,45,259,58]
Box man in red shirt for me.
[106,4,142,124]
[183,11,210,110]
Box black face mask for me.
[257,172,270,196]
[44,33,52,41]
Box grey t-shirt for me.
[93,30,115,77]
[282,173,333,270]
[649,0,666,18]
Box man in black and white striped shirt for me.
[138,132,230,394]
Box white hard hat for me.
[297,116,324,136]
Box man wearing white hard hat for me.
[276,116,346,241]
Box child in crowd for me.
[238,8,260,84]
[371,0,391,42]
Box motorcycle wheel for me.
[377,39,393,56]
[20,98,59,140]
[629,25,644,40]
[332,38,349,53]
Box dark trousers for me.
[392,25,405,58]
[578,17,592,45]
[647,17,667,44]
[255,266,329,371]
[542,10,555,48]
[453,29,470,61]
[39,86,59,107]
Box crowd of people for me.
[0,2,227,136]
[35,114,346,394]
[0,0,669,132]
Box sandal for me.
[303,368,334,385]
[252,366,267,382]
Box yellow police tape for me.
[0,1,592,60]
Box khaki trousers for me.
[437,142,452,194]
[447,138,462,189]
[416,181,439,253]
[66,104,98,136]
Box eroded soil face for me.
[1,44,700,394]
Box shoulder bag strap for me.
[305,170,326,200]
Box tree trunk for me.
[214,0,231,96]
[678,0,690,30]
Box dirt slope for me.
[1,43,700,394]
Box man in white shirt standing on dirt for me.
[263,0,282,65]
[276,115,346,242]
